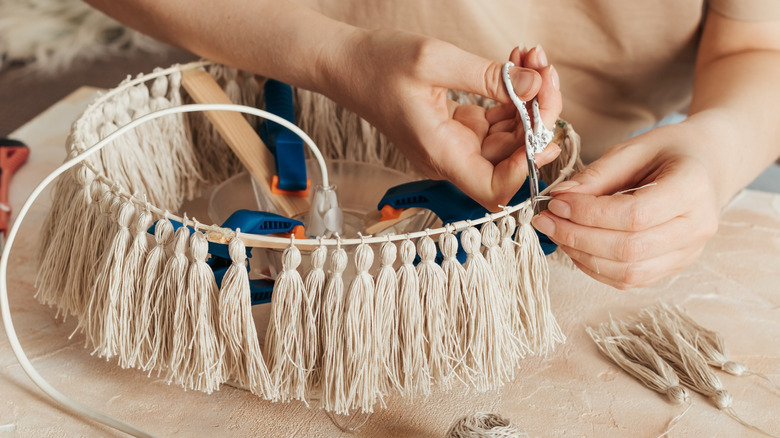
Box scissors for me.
[0,138,30,251]
[501,62,554,209]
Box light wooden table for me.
[1,87,779,437]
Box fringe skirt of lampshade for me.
[34,62,583,413]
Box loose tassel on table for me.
[321,246,348,413]
[117,208,153,369]
[417,234,450,388]
[397,238,430,398]
[344,243,378,412]
[265,244,307,404]
[462,227,507,391]
[219,235,274,399]
[374,240,401,396]
[133,217,175,371]
[639,303,772,380]
[586,318,690,405]
[633,318,778,437]
[439,231,472,387]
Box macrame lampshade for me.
[34,61,584,414]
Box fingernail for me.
[548,199,571,219]
[550,64,560,90]
[510,68,541,98]
[535,44,548,67]
[531,214,555,235]
[550,180,580,193]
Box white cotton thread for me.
[397,237,430,399]
[265,242,308,404]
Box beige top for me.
[300,0,780,162]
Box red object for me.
[0,139,30,236]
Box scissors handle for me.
[0,138,30,236]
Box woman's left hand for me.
[532,122,721,289]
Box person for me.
[85,0,780,289]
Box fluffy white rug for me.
[0,0,167,73]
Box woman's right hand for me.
[316,29,562,210]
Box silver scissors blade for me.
[501,62,553,209]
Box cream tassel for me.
[265,244,307,404]
[586,318,690,405]
[633,319,778,437]
[133,217,175,371]
[397,238,430,398]
[481,220,524,376]
[37,164,94,318]
[78,190,121,346]
[462,226,507,391]
[639,303,764,379]
[514,206,565,356]
[185,231,224,393]
[219,235,274,399]
[153,223,189,376]
[498,215,531,360]
[89,201,135,360]
[321,246,348,413]
[416,234,450,388]
[374,240,401,396]
[439,231,472,386]
[117,208,153,369]
[344,243,378,413]
[302,245,326,390]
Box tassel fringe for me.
[34,62,574,414]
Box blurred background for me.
[1,0,777,192]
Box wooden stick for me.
[181,68,310,218]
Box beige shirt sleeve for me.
[709,0,780,20]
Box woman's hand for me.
[317,30,562,210]
[532,123,721,289]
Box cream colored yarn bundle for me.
[33,61,583,414]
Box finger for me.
[439,125,560,209]
[561,244,701,290]
[548,160,718,232]
[438,122,530,209]
[549,141,656,197]
[532,209,709,263]
[508,45,528,65]
[452,105,489,139]
[432,42,541,102]
[486,102,517,124]
[524,46,562,130]
[482,132,521,164]
[488,118,517,135]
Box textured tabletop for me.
[1,87,779,437]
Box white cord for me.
[0,102,331,437]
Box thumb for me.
[550,143,656,196]
[433,42,541,102]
